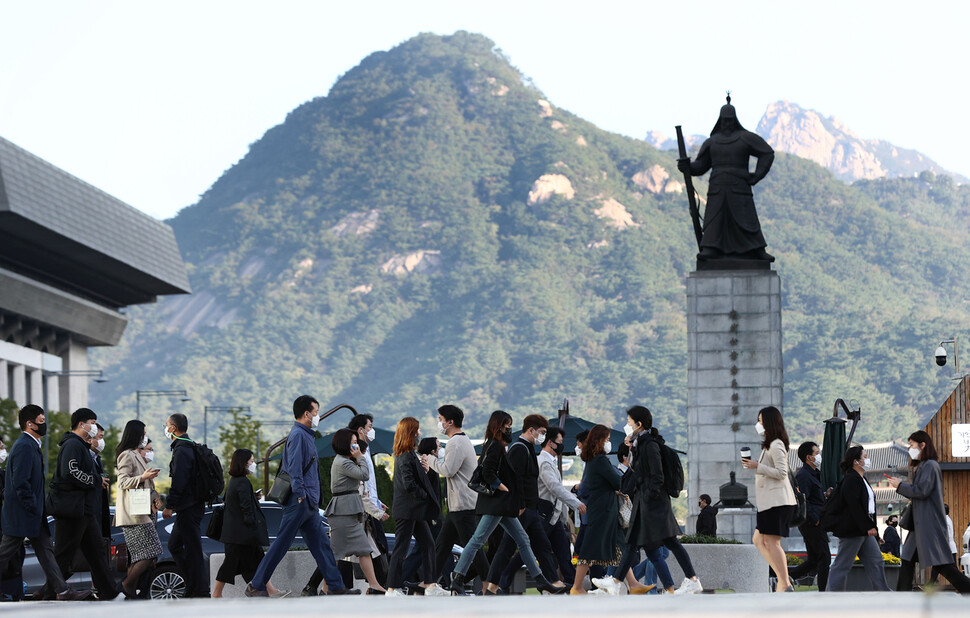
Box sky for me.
[1,0,967,221]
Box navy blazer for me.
[794,463,825,524]
[1,433,46,538]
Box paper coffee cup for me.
[739,447,752,460]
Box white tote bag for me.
[127,487,152,516]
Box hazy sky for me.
[1,1,966,220]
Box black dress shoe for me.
[301,585,318,597]
[244,584,268,597]
[325,588,361,595]
[365,588,385,595]
[449,572,468,596]
[56,588,94,601]
[535,574,567,595]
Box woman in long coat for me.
[570,425,621,594]
[889,430,970,592]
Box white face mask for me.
[164,428,175,440]
[366,427,376,442]
[94,438,105,453]
[0,448,7,463]
[603,441,612,454]
[144,451,155,463]
[812,454,822,467]
[247,462,257,475]
[310,413,320,429]
[755,422,765,436]
[575,445,582,456]
[908,446,920,460]
[624,424,634,437]
[536,431,546,444]
[861,457,871,471]
[140,435,149,449]
[85,422,98,438]
[437,421,446,435]
[437,447,446,459]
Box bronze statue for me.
[677,95,774,268]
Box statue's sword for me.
[675,125,703,248]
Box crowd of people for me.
[0,398,967,600]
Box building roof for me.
[0,136,190,308]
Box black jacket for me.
[167,435,200,511]
[475,439,521,518]
[696,505,718,537]
[92,452,111,537]
[391,451,438,521]
[794,463,825,525]
[832,471,877,538]
[505,438,539,510]
[626,430,680,546]
[220,475,269,546]
[51,432,98,517]
[881,524,901,557]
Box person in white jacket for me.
[424,405,490,591]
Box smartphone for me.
[883,474,894,479]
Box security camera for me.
[936,345,948,367]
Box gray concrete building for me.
[0,136,190,412]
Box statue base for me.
[686,269,783,542]
[696,257,771,271]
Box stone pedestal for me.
[686,270,782,542]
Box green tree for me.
[218,407,262,491]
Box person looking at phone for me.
[115,420,164,598]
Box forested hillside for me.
[90,32,970,455]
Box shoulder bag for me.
[266,449,316,505]
[788,470,807,527]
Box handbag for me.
[127,487,152,516]
[266,449,316,505]
[206,504,225,540]
[899,503,914,530]
[467,463,495,496]
[617,492,633,529]
[788,471,807,527]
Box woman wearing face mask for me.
[324,429,386,595]
[386,417,448,596]
[596,406,701,595]
[114,420,163,598]
[888,431,970,593]
[825,445,890,591]
[213,449,286,598]
[742,406,796,592]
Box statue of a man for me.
[678,97,774,264]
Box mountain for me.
[90,32,970,455]
[648,101,968,184]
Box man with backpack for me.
[161,413,209,598]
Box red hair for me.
[580,425,610,462]
[393,417,420,456]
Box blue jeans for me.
[250,497,343,592]
[454,514,541,579]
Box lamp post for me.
[136,389,191,420]
[935,337,963,380]
[202,405,250,445]
[41,369,108,480]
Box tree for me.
[217,407,262,491]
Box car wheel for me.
[150,565,186,600]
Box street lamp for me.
[202,405,251,445]
[136,389,191,420]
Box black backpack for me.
[193,442,225,504]
[659,442,685,498]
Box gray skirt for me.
[329,513,375,560]
[122,522,163,563]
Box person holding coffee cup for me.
[741,406,797,592]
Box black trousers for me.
[487,507,557,584]
[386,518,435,588]
[0,525,67,594]
[54,515,118,598]
[498,518,575,587]
[169,502,208,597]
[434,509,490,584]
[899,549,970,593]
[787,522,831,591]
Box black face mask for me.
[33,421,47,437]
[502,429,512,443]
[887,521,897,527]
[550,441,561,453]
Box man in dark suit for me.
[0,405,90,600]
[45,408,118,600]
[881,515,901,557]
[696,494,718,538]
[787,441,831,591]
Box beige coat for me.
[114,449,159,526]
[754,438,796,512]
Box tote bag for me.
[127,487,152,516]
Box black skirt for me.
[216,542,264,584]
[756,505,794,537]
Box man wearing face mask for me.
[161,412,208,598]
[484,414,568,594]
[881,514,901,557]
[536,427,584,585]
[787,441,830,591]
[426,404,490,591]
[0,405,91,600]
[45,408,119,600]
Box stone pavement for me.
[2,592,966,617]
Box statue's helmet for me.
[711,94,745,135]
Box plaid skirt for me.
[122,522,163,563]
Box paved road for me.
[1,592,966,617]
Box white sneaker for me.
[591,577,623,595]
[587,588,608,595]
[424,585,449,597]
[385,588,407,597]
[673,577,703,595]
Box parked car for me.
[109,500,331,600]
